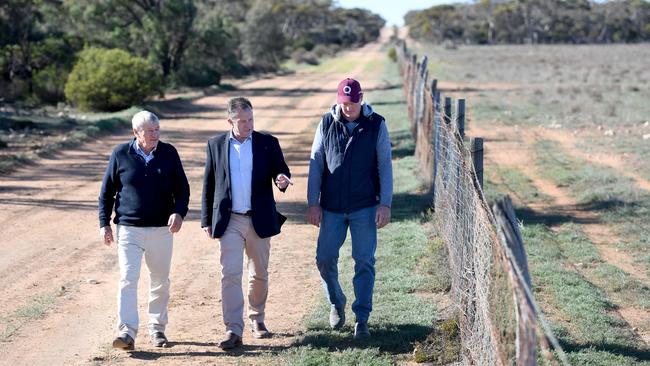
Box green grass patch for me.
[280,346,393,366]
[484,165,551,206]
[534,139,650,274]
[419,237,451,293]
[282,55,359,74]
[523,223,650,364]
[591,264,650,310]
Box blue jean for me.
[316,205,377,323]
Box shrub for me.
[290,48,319,65]
[311,44,329,58]
[64,48,162,111]
[173,63,221,87]
[33,65,68,104]
[312,44,339,58]
[387,47,397,62]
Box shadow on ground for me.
[559,339,650,362]
[292,323,431,354]
[127,342,289,360]
[392,191,433,222]
[511,197,635,227]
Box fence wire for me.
[395,39,570,366]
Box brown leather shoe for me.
[112,334,135,351]
[250,321,270,339]
[218,331,243,350]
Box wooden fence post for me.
[493,196,536,365]
[444,96,452,125]
[432,87,441,200]
[470,137,484,190]
[456,99,465,140]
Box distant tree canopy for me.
[405,0,650,44]
[0,0,384,110]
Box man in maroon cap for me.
[306,78,393,340]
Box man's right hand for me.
[100,226,114,246]
[306,205,322,227]
[203,226,213,239]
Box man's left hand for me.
[168,213,183,233]
[376,205,391,229]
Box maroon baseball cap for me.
[337,78,363,103]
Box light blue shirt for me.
[229,131,253,213]
[134,140,156,164]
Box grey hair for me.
[132,110,159,130]
[227,97,253,119]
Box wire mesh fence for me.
[394,39,570,365]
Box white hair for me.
[132,110,159,130]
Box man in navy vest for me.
[307,78,393,340]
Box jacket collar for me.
[330,102,374,123]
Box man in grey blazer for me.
[201,97,291,350]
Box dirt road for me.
[0,32,391,365]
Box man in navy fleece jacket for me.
[98,110,189,351]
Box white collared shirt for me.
[229,131,253,213]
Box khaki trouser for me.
[219,214,271,336]
[116,225,173,339]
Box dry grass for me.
[413,43,650,180]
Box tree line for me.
[405,0,650,44]
[0,0,384,111]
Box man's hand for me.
[376,205,391,229]
[306,205,322,227]
[275,174,293,190]
[100,226,114,246]
[203,226,213,239]
[168,213,183,233]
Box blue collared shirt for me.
[133,140,157,164]
[229,131,253,213]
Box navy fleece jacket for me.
[98,139,190,228]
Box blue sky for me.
[336,0,458,26]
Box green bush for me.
[173,62,221,87]
[33,65,68,104]
[387,47,397,62]
[64,48,162,111]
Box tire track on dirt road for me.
[468,121,650,346]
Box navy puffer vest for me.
[320,111,383,213]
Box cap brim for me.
[337,95,361,103]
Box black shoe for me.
[151,331,168,347]
[354,321,370,340]
[218,331,243,350]
[250,321,271,339]
[112,334,135,350]
[329,304,346,330]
